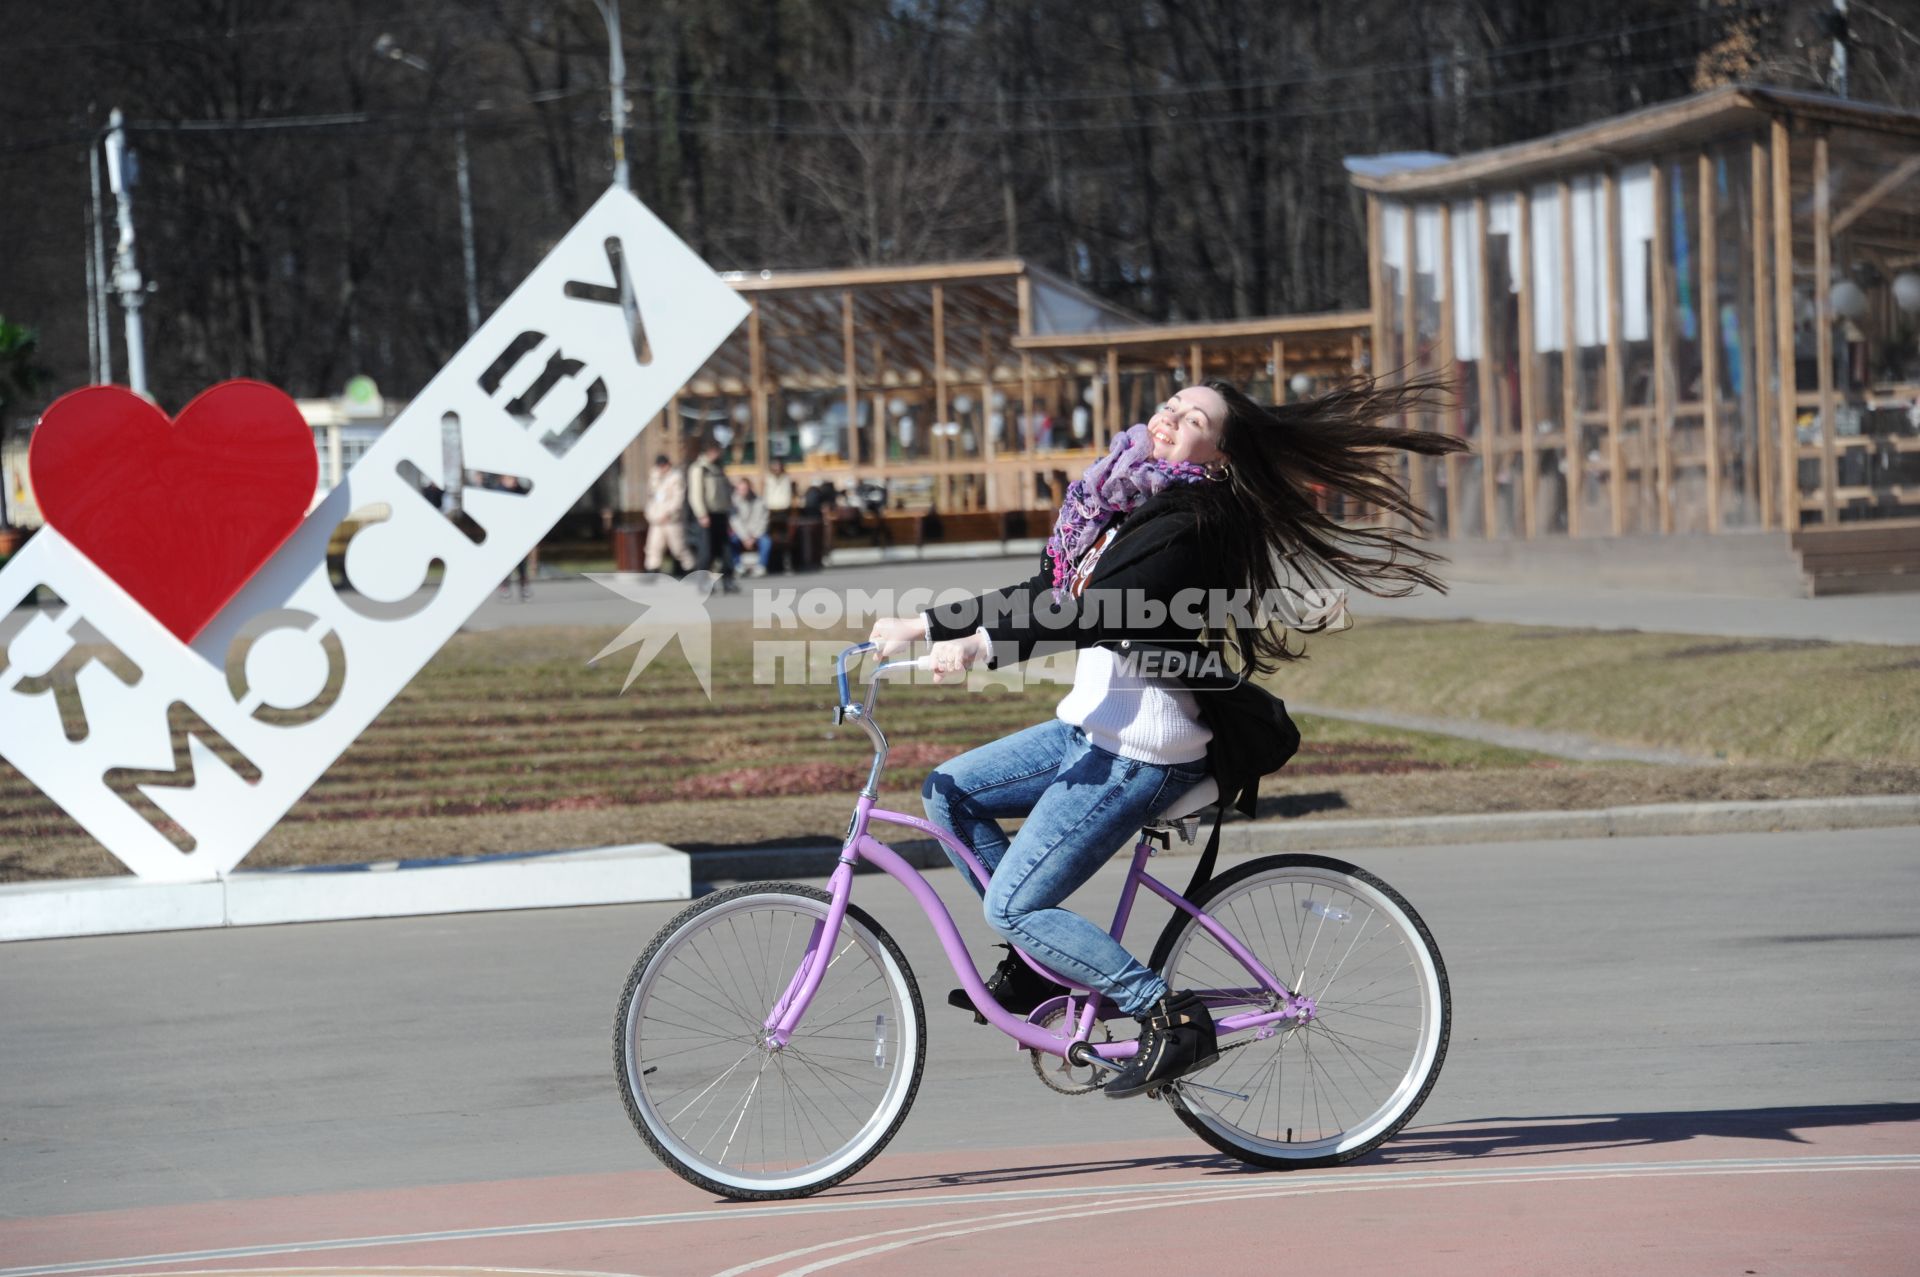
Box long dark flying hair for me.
[1164,376,1469,672]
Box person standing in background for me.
[643,454,690,574]
[689,440,740,594]
[765,457,796,516]
[764,457,796,574]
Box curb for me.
[690,794,1920,880]
[5,797,1914,943]
[1209,794,1920,855]
[0,842,689,943]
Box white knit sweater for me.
[1054,645,1212,765]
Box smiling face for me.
[1146,386,1229,467]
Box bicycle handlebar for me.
[836,643,934,700]
[833,642,936,798]
[834,643,873,707]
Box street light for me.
[374,35,481,334]
[103,109,149,396]
[588,0,631,191]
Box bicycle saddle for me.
[1142,775,1220,843]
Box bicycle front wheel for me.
[615,882,925,1200]
[1148,854,1449,1170]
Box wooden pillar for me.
[841,290,860,467]
[668,391,684,464]
[619,436,646,513]
[1474,196,1498,539]
[1016,275,1033,501]
[1351,330,1365,375]
[1367,194,1388,386]
[1517,188,1539,538]
[1603,168,1627,536]
[979,329,996,512]
[1271,338,1285,403]
[1017,352,1033,458]
[1440,200,1463,537]
[1751,138,1776,529]
[1771,119,1800,532]
[1402,204,1427,525]
[1189,342,1204,385]
[1813,131,1837,524]
[1559,178,1581,538]
[1699,151,1723,532]
[932,284,949,508]
[1652,160,1675,534]
[870,334,889,475]
[748,296,769,480]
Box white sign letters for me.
[0,188,748,881]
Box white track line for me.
[4,1156,1916,1277]
[708,1188,1226,1277]
[752,1163,1920,1275]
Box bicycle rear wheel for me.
[615,882,925,1200]
[1148,854,1449,1169]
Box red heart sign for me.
[30,381,318,643]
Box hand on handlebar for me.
[867,615,927,660]
[926,631,989,684]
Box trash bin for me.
[612,519,646,572]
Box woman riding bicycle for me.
[869,377,1465,1099]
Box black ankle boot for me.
[1102,990,1219,1099]
[948,945,1070,1023]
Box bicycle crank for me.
[1030,1008,1111,1095]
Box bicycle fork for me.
[761,860,858,1049]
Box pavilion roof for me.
[1346,83,1920,199]
[683,259,1142,397]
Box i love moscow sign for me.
[0,188,748,882]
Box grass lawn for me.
[1266,618,1920,767]
[2,616,1916,881]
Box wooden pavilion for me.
[624,259,1371,515]
[1349,84,1920,588]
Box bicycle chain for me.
[1032,1024,1264,1097]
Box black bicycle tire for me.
[1146,853,1451,1170]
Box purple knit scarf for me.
[1046,423,1214,593]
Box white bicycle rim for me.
[1160,862,1447,1163]
[620,889,923,1196]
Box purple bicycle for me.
[615,644,1450,1200]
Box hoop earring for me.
[1210,462,1233,482]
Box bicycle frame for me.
[761,645,1314,1065]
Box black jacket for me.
[926,490,1299,818]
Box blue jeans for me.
[921,719,1209,1016]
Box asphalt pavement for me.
[3,825,1915,1223]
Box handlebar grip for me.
[872,654,934,679]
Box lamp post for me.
[374,35,481,333]
[103,109,149,396]
[589,0,631,191]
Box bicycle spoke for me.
[619,887,923,1198]
[1155,859,1447,1167]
